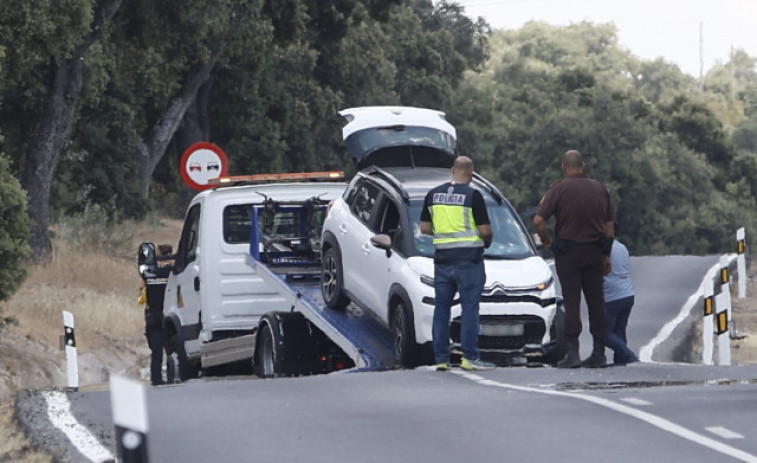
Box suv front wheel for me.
[392,300,419,368]
[322,246,350,310]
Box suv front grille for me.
[450,315,546,350]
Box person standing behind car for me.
[140,244,174,385]
[604,236,638,365]
[420,156,496,371]
[533,149,615,369]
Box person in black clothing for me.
[533,150,615,369]
[139,244,174,385]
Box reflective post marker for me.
[62,311,79,392]
[716,307,731,366]
[702,278,714,366]
[110,375,150,462]
[736,227,746,299]
[719,254,737,338]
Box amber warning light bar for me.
[207,171,344,186]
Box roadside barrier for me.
[110,375,150,462]
[62,310,79,392]
[701,228,748,365]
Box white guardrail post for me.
[737,227,746,299]
[702,277,714,365]
[111,375,150,462]
[716,255,732,365]
[62,311,79,392]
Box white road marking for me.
[707,426,745,439]
[639,256,735,362]
[621,397,652,406]
[453,370,757,463]
[42,391,115,462]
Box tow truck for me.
[138,171,396,380]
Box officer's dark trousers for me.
[145,309,164,385]
[555,242,607,344]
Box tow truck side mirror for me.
[370,234,392,258]
[138,242,157,277]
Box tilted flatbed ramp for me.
[289,280,397,372]
[258,259,396,372]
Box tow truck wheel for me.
[167,331,199,381]
[257,323,279,378]
[392,301,418,368]
[322,247,350,310]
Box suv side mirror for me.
[370,234,392,257]
[138,242,157,277]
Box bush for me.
[0,154,31,305]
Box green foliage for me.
[55,203,139,258]
[2,2,756,257]
[0,153,31,303]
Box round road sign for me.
[180,142,229,191]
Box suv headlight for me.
[535,276,553,291]
[420,274,435,287]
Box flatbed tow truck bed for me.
[262,259,397,372]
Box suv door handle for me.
[194,277,200,291]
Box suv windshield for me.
[409,202,534,260]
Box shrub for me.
[0,154,31,305]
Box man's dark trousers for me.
[555,242,607,345]
[145,309,164,385]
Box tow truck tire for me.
[167,331,199,381]
[392,300,419,368]
[256,322,280,378]
[322,246,350,311]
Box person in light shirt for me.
[604,236,638,366]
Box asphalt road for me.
[16,254,757,463]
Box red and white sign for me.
[180,142,229,191]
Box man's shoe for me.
[556,351,581,369]
[581,351,607,368]
[460,357,496,371]
[435,363,449,371]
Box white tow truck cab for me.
[139,171,354,380]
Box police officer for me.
[140,244,174,385]
[420,156,496,371]
[533,150,614,368]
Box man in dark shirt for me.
[421,156,495,371]
[533,150,614,368]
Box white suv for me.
[321,106,560,367]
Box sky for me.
[453,0,757,77]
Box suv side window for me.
[175,204,201,273]
[349,180,381,226]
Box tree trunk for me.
[18,0,124,263]
[138,57,219,199]
[177,74,215,150]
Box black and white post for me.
[62,310,79,392]
[702,277,714,365]
[737,227,746,299]
[716,255,732,365]
[110,375,150,462]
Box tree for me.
[0,0,123,262]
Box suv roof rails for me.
[472,172,504,204]
[361,166,411,202]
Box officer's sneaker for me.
[460,357,496,371]
[435,363,449,371]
